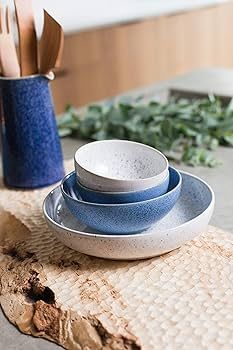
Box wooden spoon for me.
[14,0,38,76]
[0,5,20,77]
[39,10,64,75]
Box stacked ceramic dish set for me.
[44,140,215,260]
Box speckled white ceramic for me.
[74,140,169,192]
[43,171,215,260]
[61,167,181,234]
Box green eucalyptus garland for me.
[57,95,233,167]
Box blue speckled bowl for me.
[61,167,182,234]
[75,170,169,204]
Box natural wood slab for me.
[0,160,233,349]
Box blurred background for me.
[4,0,233,112]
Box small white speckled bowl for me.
[74,140,169,192]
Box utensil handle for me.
[14,0,38,76]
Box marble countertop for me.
[30,0,231,34]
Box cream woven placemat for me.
[0,160,233,350]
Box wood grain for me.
[51,2,233,113]
[0,6,20,77]
[39,10,64,74]
[14,0,38,76]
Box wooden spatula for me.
[14,0,37,76]
[39,10,64,75]
[0,5,20,77]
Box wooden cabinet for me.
[51,2,233,113]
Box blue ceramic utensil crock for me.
[0,75,64,188]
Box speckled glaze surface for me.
[0,75,64,188]
[75,140,168,192]
[61,167,181,234]
[43,170,214,260]
[75,169,169,203]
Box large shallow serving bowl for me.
[74,140,169,192]
[43,171,214,260]
[61,167,181,234]
[75,170,169,204]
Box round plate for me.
[43,171,214,260]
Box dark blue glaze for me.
[0,75,64,188]
[61,167,182,234]
[74,171,169,204]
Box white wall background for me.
[1,0,230,35]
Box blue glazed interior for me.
[75,170,169,204]
[0,75,64,188]
[61,167,181,234]
[63,167,179,205]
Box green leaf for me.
[58,128,72,137]
[222,134,233,146]
[57,93,233,167]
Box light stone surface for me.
[0,68,233,349]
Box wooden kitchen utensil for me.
[0,5,20,77]
[14,0,38,76]
[39,10,64,74]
